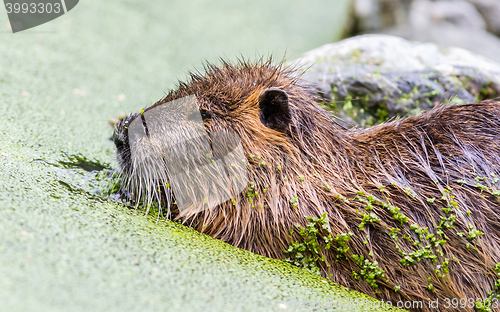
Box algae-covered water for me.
[0,1,405,311]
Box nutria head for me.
[113,59,350,232]
[113,59,500,311]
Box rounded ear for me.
[259,89,291,130]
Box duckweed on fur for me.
[284,213,332,276]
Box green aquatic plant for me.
[284,213,333,276]
[351,255,386,288]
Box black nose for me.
[113,132,125,151]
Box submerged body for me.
[113,60,500,311]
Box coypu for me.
[112,59,500,311]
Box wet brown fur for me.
[114,59,500,311]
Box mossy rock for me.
[293,35,500,127]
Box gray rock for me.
[409,0,486,31]
[351,0,500,64]
[353,0,412,31]
[385,24,500,64]
[389,0,500,63]
[292,35,500,127]
[467,0,500,36]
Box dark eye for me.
[187,109,212,121]
[200,109,212,120]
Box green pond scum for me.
[0,148,406,312]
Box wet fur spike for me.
[113,58,500,311]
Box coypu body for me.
[113,60,500,311]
